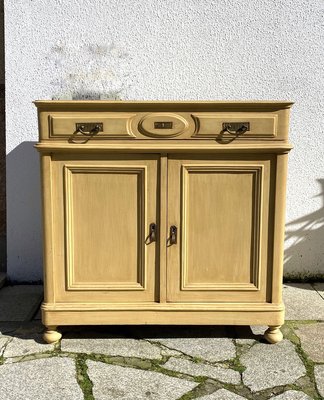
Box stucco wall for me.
[5,0,324,281]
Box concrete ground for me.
[0,283,323,400]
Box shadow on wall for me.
[6,142,42,282]
[284,179,324,279]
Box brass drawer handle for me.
[222,122,249,135]
[69,123,103,144]
[76,123,103,136]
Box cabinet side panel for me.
[40,154,55,303]
[272,153,289,304]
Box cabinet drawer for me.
[49,113,137,139]
[192,112,279,139]
[39,109,289,142]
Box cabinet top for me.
[34,100,293,111]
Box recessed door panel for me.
[52,154,158,302]
[65,165,145,290]
[167,155,273,302]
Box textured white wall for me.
[5,0,324,280]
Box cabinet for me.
[35,101,293,344]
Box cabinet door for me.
[167,154,274,303]
[51,154,158,303]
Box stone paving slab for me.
[87,360,197,399]
[0,335,9,355]
[3,334,54,361]
[270,390,312,399]
[159,346,182,357]
[197,389,246,399]
[241,340,306,392]
[283,283,324,320]
[163,356,241,384]
[150,337,236,362]
[61,335,163,359]
[0,285,43,322]
[295,322,324,362]
[313,282,324,300]
[234,338,256,346]
[0,357,83,400]
[314,364,324,398]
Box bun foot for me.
[43,326,62,344]
[264,325,283,344]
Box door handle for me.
[149,223,157,242]
[170,225,178,245]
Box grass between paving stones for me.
[281,321,322,400]
[60,349,249,400]
[4,351,56,364]
[227,345,246,374]
[1,322,322,400]
[146,337,247,374]
[177,381,213,400]
[70,351,213,399]
[1,345,314,400]
[75,355,94,400]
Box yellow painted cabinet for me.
[35,100,293,345]
[51,154,159,303]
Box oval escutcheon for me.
[138,113,189,138]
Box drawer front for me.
[191,112,278,139]
[47,112,196,140]
[49,113,137,138]
[41,111,287,141]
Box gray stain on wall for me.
[49,41,131,100]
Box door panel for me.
[167,155,273,302]
[52,154,158,302]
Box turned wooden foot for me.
[43,326,62,344]
[264,325,283,344]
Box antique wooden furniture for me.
[35,101,293,344]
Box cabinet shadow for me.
[6,141,42,281]
[56,324,264,342]
[0,321,265,343]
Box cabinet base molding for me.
[41,302,284,312]
[41,302,284,327]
